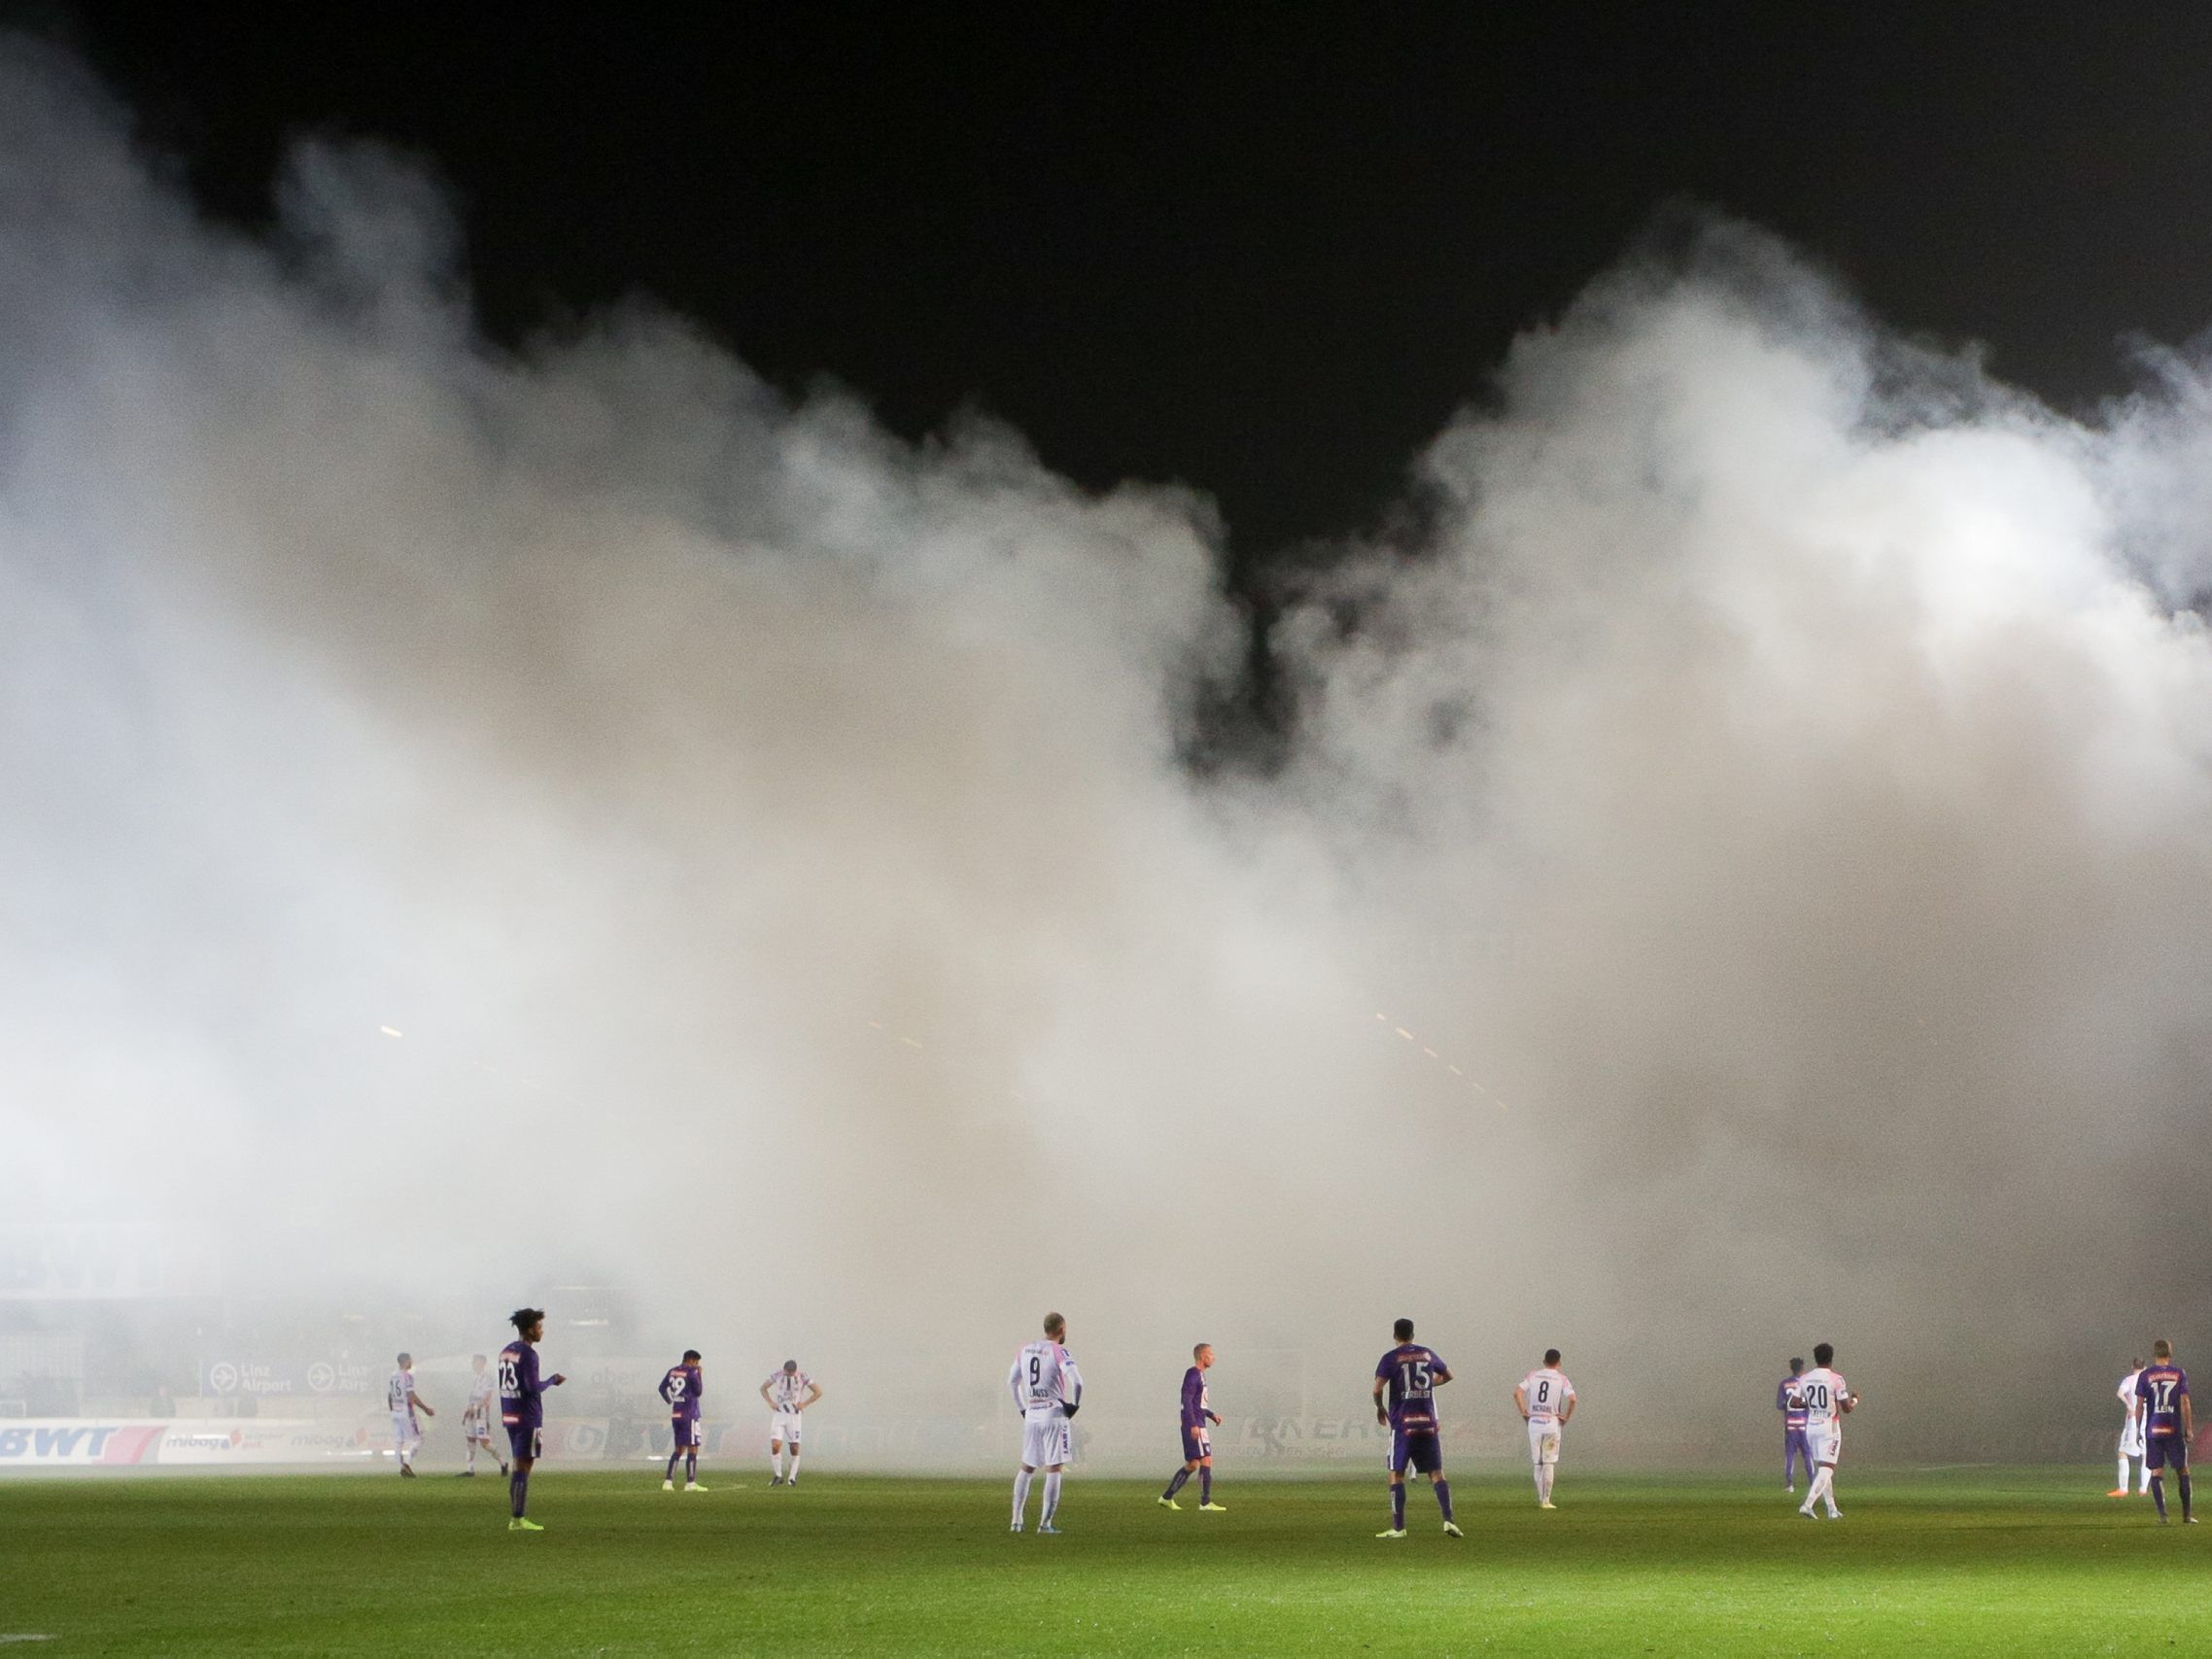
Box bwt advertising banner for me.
[0,1420,375,1469]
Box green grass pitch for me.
[1,1467,2205,1654]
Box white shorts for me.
[1807,1424,1842,1467]
[463,1405,494,1439]
[1020,1412,1072,1469]
[770,1411,803,1444]
[391,1412,422,1453]
[1528,1419,1562,1465]
[2122,1419,2146,1458]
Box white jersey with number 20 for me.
[1791,1367,1849,1430]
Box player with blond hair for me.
[1009,1312,1083,1534]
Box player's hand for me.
[1208,1412,1221,1426]
[1375,1408,1388,1427]
[549,1374,567,1386]
[1062,1401,1079,1419]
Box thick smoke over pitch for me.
[5,42,2211,1459]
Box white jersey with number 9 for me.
[1010,1341,1082,1416]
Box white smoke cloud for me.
[5,39,2211,1463]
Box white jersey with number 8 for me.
[1519,1367,1574,1426]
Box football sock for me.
[685,1452,697,1482]
[466,1443,476,1473]
[667,1449,682,1481]
[1540,1466,1554,1503]
[1434,1479,1454,1522]
[2120,1455,2131,1491]
[510,1468,529,1519]
[1534,1462,1545,1497]
[2152,1475,2167,1519]
[787,1452,800,1481]
[1012,1469,1033,1525]
[2180,1472,2193,1519]
[1200,1467,1212,1503]
[1043,1472,1061,1525]
[770,1450,784,1480]
[1391,1484,1407,1530]
[1806,1469,1831,1507]
[1163,1468,1192,1500]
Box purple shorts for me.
[1181,1425,1211,1462]
[672,1417,702,1450]
[506,1423,543,1461]
[2149,1433,2190,1471]
[1389,1427,1442,1475]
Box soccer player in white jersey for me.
[1008,1311,1084,1535]
[1790,1341,1857,1520]
[1514,1348,1576,1508]
[760,1361,821,1486]
[458,1353,508,1478]
[2112,1356,2149,1498]
[386,1352,434,1478]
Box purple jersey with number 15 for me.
[1375,1344,1447,1433]
[2137,1365,2190,1438]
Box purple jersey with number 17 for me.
[2137,1365,2190,1437]
[1375,1344,1446,1432]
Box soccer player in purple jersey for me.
[660,1349,708,1493]
[1158,1342,1227,1512]
[2135,1337,2195,1524]
[1371,1318,1460,1539]
[497,1308,567,1533]
[1778,1357,1813,1494]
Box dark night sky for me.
[28,5,2212,568]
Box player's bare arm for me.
[1560,1397,1575,1425]
[1514,1383,1530,1420]
[407,1388,435,1417]
[1372,1376,1389,1426]
[801,1381,823,1410]
[1432,1364,1453,1388]
[2184,1394,2195,1440]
